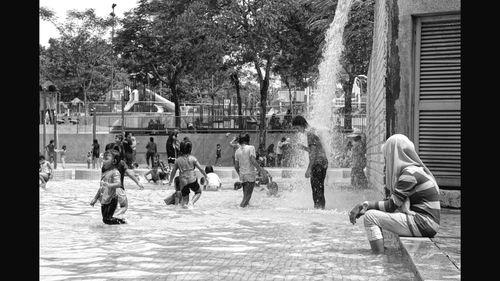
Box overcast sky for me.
[39,0,139,47]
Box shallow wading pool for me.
[40,178,415,280]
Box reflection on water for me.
[40,179,415,280]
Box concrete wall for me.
[40,132,294,166]
[366,0,460,193]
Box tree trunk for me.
[344,77,354,131]
[170,82,181,128]
[230,72,243,129]
[259,78,269,148]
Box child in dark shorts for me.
[164,177,183,205]
[167,141,207,208]
[89,150,126,224]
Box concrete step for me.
[399,237,460,281]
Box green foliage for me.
[273,1,324,90]
[340,0,374,79]
[39,7,128,102]
[114,0,227,126]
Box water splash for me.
[308,0,354,165]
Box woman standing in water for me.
[292,115,329,209]
[348,134,440,254]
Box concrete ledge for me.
[212,169,234,179]
[66,168,352,183]
[52,170,73,181]
[74,170,101,180]
[399,237,460,281]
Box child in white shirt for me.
[203,165,222,191]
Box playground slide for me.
[122,87,175,112]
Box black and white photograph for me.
[39,0,461,280]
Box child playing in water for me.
[144,153,168,184]
[54,145,67,169]
[203,165,222,191]
[234,132,270,207]
[164,176,183,205]
[86,151,92,169]
[167,141,207,208]
[39,155,53,189]
[89,150,126,224]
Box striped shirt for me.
[377,165,440,237]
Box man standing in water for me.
[292,115,328,209]
[234,133,269,208]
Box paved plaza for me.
[40,178,416,281]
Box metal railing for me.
[40,111,366,135]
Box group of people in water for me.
[41,114,441,254]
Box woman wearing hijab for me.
[348,134,440,254]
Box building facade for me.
[366,0,461,205]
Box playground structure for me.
[42,75,367,136]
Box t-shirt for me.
[306,128,328,166]
[46,143,55,154]
[146,141,157,153]
[92,143,100,156]
[235,144,257,182]
[99,168,120,205]
[123,139,133,154]
[390,165,440,237]
[206,172,222,187]
[276,141,284,154]
[166,138,177,159]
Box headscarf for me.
[381,134,438,194]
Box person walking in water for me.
[90,149,126,225]
[348,134,440,254]
[91,139,100,169]
[45,139,56,166]
[292,115,328,209]
[215,144,222,166]
[347,128,368,188]
[166,131,179,169]
[167,141,207,208]
[234,133,269,208]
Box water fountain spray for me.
[291,0,355,168]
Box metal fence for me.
[40,111,366,135]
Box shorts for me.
[167,157,176,164]
[40,173,50,182]
[181,180,201,197]
[116,188,128,207]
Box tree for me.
[339,0,374,130]
[39,7,122,109]
[114,0,226,128]
[273,1,324,114]
[218,0,298,147]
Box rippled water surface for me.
[40,179,415,280]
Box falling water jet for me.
[308,0,355,165]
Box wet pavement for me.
[40,178,417,281]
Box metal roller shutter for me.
[414,14,461,187]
